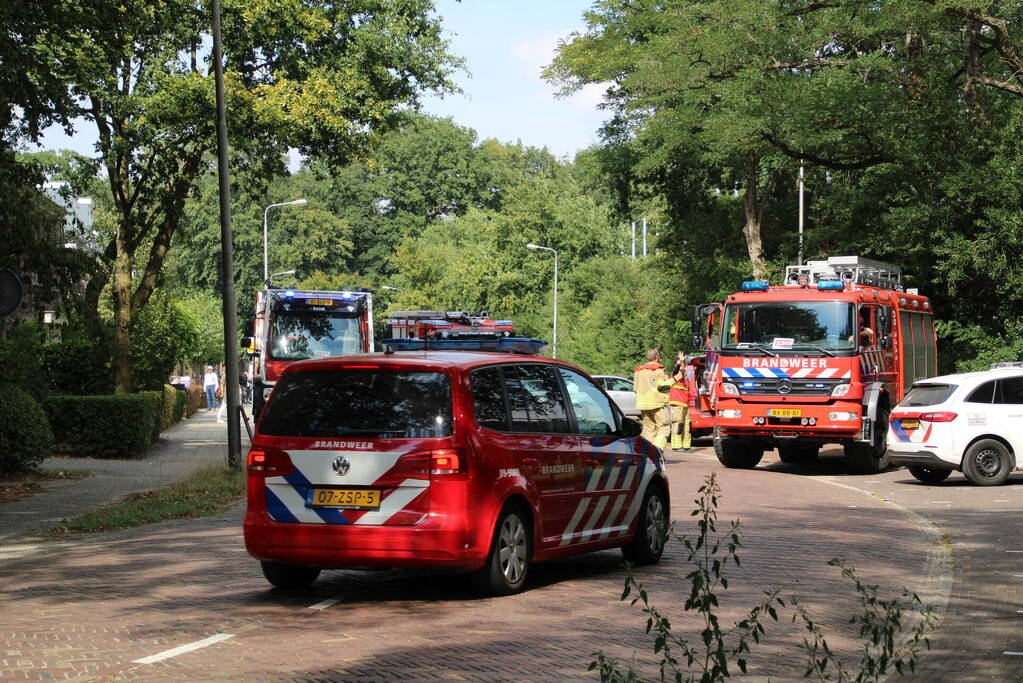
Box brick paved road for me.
[0,443,962,682]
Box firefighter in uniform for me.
[634,349,675,449]
[669,352,693,452]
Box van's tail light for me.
[389,449,466,481]
[429,449,463,475]
[247,447,294,476]
[920,412,958,422]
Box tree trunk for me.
[111,239,133,394]
[742,153,767,280]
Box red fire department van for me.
[692,256,937,473]
[383,310,515,341]
[242,287,374,419]
[244,338,669,595]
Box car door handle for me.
[522,458,538,467]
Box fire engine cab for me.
[243,288,374,419]
[692,256,937,473]
[384,311,515,341]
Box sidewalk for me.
[0,407,250,545]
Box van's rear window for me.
[899,383,956,407]
[259,370,452,438]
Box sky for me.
[37,0,607,161]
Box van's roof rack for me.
[381,337,548,355]
[991,361,1023,369]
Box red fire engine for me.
[692,256,937,473]
[383,311,515,341]
[243,287,374,419]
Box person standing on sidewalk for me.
[669,352,694,452]
[203,365,219,410]
[633,349,674,449]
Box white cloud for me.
[510,31,565,79]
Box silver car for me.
[593,375,640,418]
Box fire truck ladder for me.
[785,256,902,290]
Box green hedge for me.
[0,384,54,472]
[43,394,159,459]
[173,388,186,423]
[140,390,163,442]
[40,338,111,395]
[160,384,178,430]
[186,385,205,417]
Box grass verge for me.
[49,465,246,534]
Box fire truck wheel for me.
[472,503,532,596]
[962,439,1014,486]
[777,444,819,464]
[844,442,892,474]
[260,561,321,590]
[714,435,764,469]
[908,465,952,484]
[622,484,668,565]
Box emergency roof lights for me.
[382,337,548,355]
[817,279,845,291]
[741,280,770,292]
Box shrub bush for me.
[160,384,178,429]
[0,323,48,401]
[40,338,111,395]
[43,394,158,459]
[173,388,186,423]
[0,384,55,472]
[140,390,163,441]
[186,384,205,417]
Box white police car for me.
[888,363,1023,485]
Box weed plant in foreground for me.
[49,465,246,534]
[592,474,938,682]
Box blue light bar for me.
[817,279,845,291]
[284,290,295,298]
[382,337,548,355]
[741,280,770,291]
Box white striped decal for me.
[353,479,429,525]
[817,368,838,379]
[560,499,590,546]
[792,368,812,378]
[579,496,610,542]
[596,494,629,540]
[620,468,656,535]
[266,476,329,523]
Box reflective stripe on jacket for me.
[669,366,696,405]
[633,362,672,409]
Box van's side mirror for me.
[621,418,643,438]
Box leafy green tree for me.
[22,0,458,393]
[131,290,201,391]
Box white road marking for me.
[132,634,234,664]
[847,505,857,508]
[1004,652,1023,656]
[1012,575,1023,578]
[994,499,1010,502]
[1006,551,1023,554]
[308,598,340,611]
[931,501,951,504]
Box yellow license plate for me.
[900,419,920,429]
[310,488,380,509]
[768,408,802,418]
[306,298,335,306]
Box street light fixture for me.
[269,269,296,286]
[526,242,558,358]
[263,199,308,286]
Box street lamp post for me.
[526,242,558,358]
[263,199,307,286]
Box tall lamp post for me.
[263,199,307,286]
[526,242,558,358]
